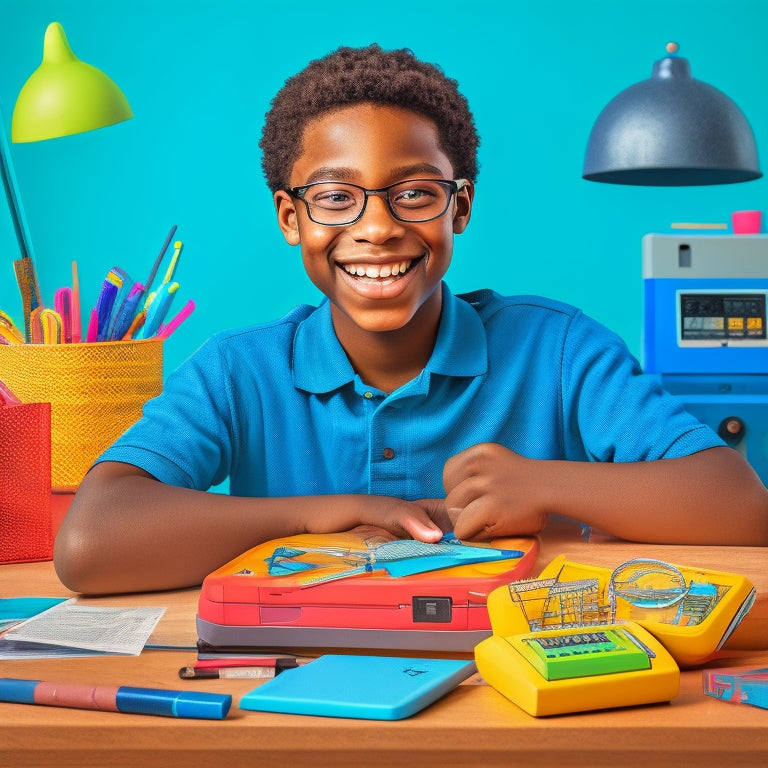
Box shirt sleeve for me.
[560,310,725,462]
[96,336,239,490]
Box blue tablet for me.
[239,655,477,720]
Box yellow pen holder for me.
[0,339,163,492]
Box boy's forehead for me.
[290,103,454,185]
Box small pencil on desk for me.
[180,666,284,681]
[179,658,299,680]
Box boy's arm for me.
[443,443,768,546]
[53,461,445,595]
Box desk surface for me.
[1,517,767,768]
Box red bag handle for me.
[0,379,22,406]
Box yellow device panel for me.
[485,556,755,667]
[475,621,680,716]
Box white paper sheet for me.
[0,601,165,658]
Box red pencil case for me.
[197,531,539,654]
[0,380,53,564]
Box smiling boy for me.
[54,45,767,595]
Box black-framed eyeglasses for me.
[285,178,468,226]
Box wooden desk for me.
[1,518,767,768]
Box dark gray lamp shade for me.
[583,47,762,186]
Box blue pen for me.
[104,266,132,339]
[136,281,179,339]
[93,281,119,341]
[0,678,231,720]
[109,281,144,341]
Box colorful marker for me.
[71,261,82,343]
[0,678,231,720]
[157,299,195,339]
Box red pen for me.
[193,657,293,670]
[179,658,299,680]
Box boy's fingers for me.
[444,474,484,514]
[451,500,492,541]
[446,506,463,530]
[443,443,499,493]
[400,514,444,543]
[442,448,474,492]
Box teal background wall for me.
[2,0,767,377]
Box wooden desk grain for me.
[1,517,767,768]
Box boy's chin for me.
[335,304,424,336]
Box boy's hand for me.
[443,443,549,540]
[303,495,449,544]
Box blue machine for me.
[643,234,768,487]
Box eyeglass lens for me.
[301,180,455,225]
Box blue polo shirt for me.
[99,283,723,498]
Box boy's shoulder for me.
[456,288,581,320]
[209,303,320,347]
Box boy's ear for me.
[274,190,301,246]
[452,180,474,234]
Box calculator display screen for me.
[679,292,766,342]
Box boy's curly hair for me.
[260,44,479,192]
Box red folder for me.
[0,380,52,563]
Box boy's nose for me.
[349,194,404,240]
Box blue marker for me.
[93,280,118,341]
[136,281,178,339]
[109,281,144,340]
[0,678,231,720]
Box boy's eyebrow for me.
[390,163,447,180]
[304,167,357,184]
[301,163,449,186]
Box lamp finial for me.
[42,21,78,65]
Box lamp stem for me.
[0,100,35,261]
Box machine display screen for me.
[679,292,767,343]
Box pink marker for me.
[157,299,195,339]
[85,307,99,343]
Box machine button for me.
[718,416,745,444]
[413,596,452,623]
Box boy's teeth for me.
[344,260,412,279]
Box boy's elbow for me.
[53,510,110,594]
[53,480,112,594]
[717,449,768,545]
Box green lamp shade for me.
[11,21,133,143]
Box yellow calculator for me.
[475,621,679,716]
[474,555,755,715]
[486,556,756,667]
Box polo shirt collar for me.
[293,282,488,394]
[428,283,488,378]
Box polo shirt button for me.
[382,447,395,460]
[363,391,374,399]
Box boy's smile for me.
[274,103,473,386]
